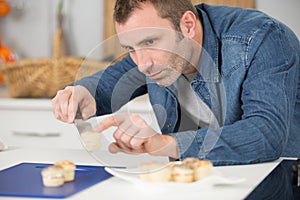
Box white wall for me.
[256,0,300,39]
[0,0,104,59]
[0,0,299,59]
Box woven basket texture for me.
[0,29,109,98]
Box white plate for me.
[105,167,246,190]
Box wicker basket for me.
[0,29,109,98]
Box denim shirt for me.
[76,4,300,165]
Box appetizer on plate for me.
[139,157,213,183]
[182,157,213,181]
[139,161,173,182]
[171,164,194,183]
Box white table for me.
[0,146,283,200]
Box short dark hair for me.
[113,0,199,32]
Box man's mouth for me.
[149,71,162,80]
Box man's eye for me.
[145,39,155,46]
[123,46,134,52]
[128,47,135,51]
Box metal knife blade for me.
[74,110,94,134]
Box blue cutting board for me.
[0,162,112,198]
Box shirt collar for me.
[194,4,220,83]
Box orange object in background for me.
[0,36,17,83]
[0,0,11,16]
[0,0,13,83]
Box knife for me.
[74,110,94,134]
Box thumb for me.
[108,142,121,153]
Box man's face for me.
[115,2,197,87]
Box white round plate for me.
[105,167,246,190]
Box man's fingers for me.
[58,89,72,120]
[52,89,73,122]
[109,140,144,154]
[52,104,63,121]
[52,85,96,124]
[67,94,78,123]
[80,105,96,120]
[108,142,121,153]
[97,113,161,155]
[108,140,132,154]
[98,115,123,131]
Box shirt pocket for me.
[220,36,248,79]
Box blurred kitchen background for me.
[0,0,299,60]
[0,0,299,98]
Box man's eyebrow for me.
[120,35,159,50]
[120,44,132,49]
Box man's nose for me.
[134,49,153,74]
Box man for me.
[52,0,300,165]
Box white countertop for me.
[0,92,152,112]
[0,92,154,150]
[0,146,283,200]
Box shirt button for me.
[167,122,172,128]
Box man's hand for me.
[51,85,96,123]
[97,113,179,159]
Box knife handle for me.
[75,108,82,119]
[75,107,96,120]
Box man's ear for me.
[180,11,197,39]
